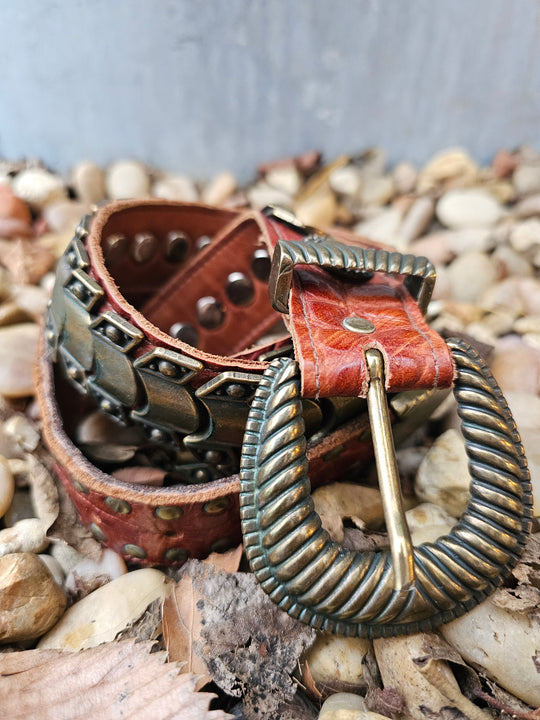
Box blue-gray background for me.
[1,0,539,180]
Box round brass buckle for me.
[239,338,533,637]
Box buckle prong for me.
[365,348,415,592]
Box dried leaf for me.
[492,534,540,614]
[25,454,59,530]
[300,660,322,701]
[0,239,55,284]
[0,640,231,720]
[192,563,315,720]
[116,597,164,646]
[46,471,102,561]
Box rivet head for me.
[105,324,121,343]
[67,365,82,381]
[155,505,183,520]
[204,497,231,515]
[90,523,107,542]
[226,383,246,398]
[342,316,376,334]
[150,427,166,442]
[164,547,190,563]
[196,235,212,252]
[204,450,222,465]
[169,322,199,347]
[72,477,89,494]
[196,296,225,330]
[158,360,177,377]
[123,543,147,559]
[251,248,271,281]
[210,537,235,553]
[193,468,211,483]
[104,233,128,265]
[226,272,255,306]
[71,281,85,300]
[67,250,78,268]
[166,231,190,262]
[132,232,157,263]
[105,496,132,514]
[100,398,113,413]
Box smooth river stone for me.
[0,322,39,397]
[0,455,14,519]
[304,633,371,686]
[106,160,151,200]
[436,188,503,229]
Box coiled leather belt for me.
[38,200,532,636]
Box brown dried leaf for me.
[46,471,102,561]
[116,597,164,646]
[192,563,315,720]
[0,239,55,284]
[0,640,231,720]
[492,534,540,614]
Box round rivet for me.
[166,231,190,262]
[203,497,231,515]
[210,537,235,553]
[251,248,271,281]
[204,450,222,464]
[66,365,82,381]
[196,296,225,330]
[193,468,211,483]
[123,543,147,559]
[67,250,77,268]
[90,523,107,542]
[100,398,113,413]
[132,232,157,263]
[72,477,89,494]
[196,235,212,252]
[226,383,246,398]
[342,316,376,334]
[104,233,128,265]
[105,324,121,343]
[169,322,199,347]
[105,496,132,514]
[155,505,183,520]
[71,281,85,300]
[226,272,255,306]
[150,428,166,442]
[158,360,177,378]
[164,547,190,563]
[45,328,55,342]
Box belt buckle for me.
[240,232,533,637]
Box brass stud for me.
[105,324,122,343]
[105,497,132,514]
[104,233,128,265]
[210,537,235,553]
[342,316,376,334]
[150,427,166,442]
[193,468,211,483]
[123,543,147,559]
[196,235,212,252]
[71,281,85,300]
[226,272,255,306]
[251,248,271,281]
[100,398,114,413]
[196,296,225,330]
[158,360,177,377]
[166,231,190,262]
[164,547,189,563]
[155,505,184,520]
[132,232,157,263]
[204,449,222,465]
[90,523,107,542]
[226,383,246,398]
[203,497,231,515]
[66,365,83,381]
[169,322,199,347]
[72,477,89,494]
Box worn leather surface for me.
[39,200,454,565]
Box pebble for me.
[0,185,32,225]
[492,148,518,179]
[329,164,363,197]
[0,455,14,519]
[392,161,418,194]
[354,206,404,249]
[3,415,40,452]
[0,302,31,328]
[513,163,540,196]
[406,502,456,545]
[264,166,302,197]
[37,568,172,650]
[509,217,540,252]
[12,168,66,209]
[42,200,88,234]
[410,232,453,266]
[3,489,33,526]
[38,553,65,587]
[105,160,151,199]
[50,542,86,576]
[415,429,470,517]
[513,192,540,218]
[436,188,503,230]
[446,250,497,304]
[0,518,48,556]
[445,227,493,255]
[0,552,66,643]
[492,244,533,278]
[0,217,33,240]
[295,187,338,227]
[201,171,237,206]
[71,161,106,204]
[317,693,372,720]
[312,483,383,543]
[360,175,394,206]
[152,173,198,202]
[11,284,50,318]
[417,148,478,194]
[397,196,434,245]
[247,181,294,210]
[0,323,39,397]
[489,335,540,395]
[441,599,540,707]
[303,633,371,687]
[65,548,127,598]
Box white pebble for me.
[442,598,540,707]
[313,483,383,543]
[43,200,88,234]
[0,518,48,556]
[201,172,237,206]
[38,554,65,586]
[329,165,363,197]
[247,181,294,210]
[71,162,106,204]
[294,188,338,227]
[397,196,434,245]
[106,160,151,199]
[304,633,371,686]
[50,542,86,575]
[509,218,540,252]
[445,227,493,255]
[354,206,404,250]
[0,323,39,398]
[318,693,369,720]
[0,456,14,519]
[152,174,198,202]
[12,284,50,318]
[65,548,127,596]
[513,163,540,196]
[492,245,533,278]
[406,502,457,545]
[418,148,478,194]
[3,414,40,451]
[436,188,503,229]
[392,161,418,194]
[360,175,394,206]
[38,568,172,650]
[415,429,470,517]
[490,335,540,394]
[12,167,66,210]
[447,251,497,304]
[265,166,302,197]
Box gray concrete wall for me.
[0,0,539,180]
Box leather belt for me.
[37,200,531,617]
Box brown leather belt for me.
[38,200,530,587]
